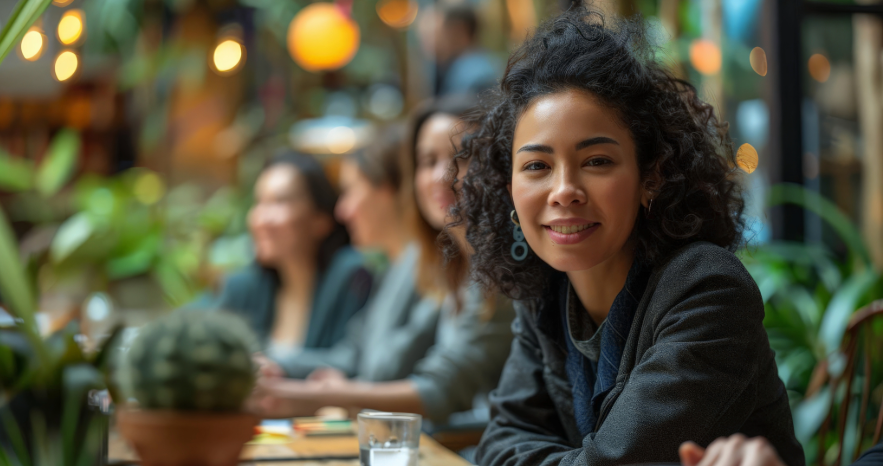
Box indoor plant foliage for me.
[115,309,259,466]
[743,184,883,463]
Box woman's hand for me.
[247,377,338,418]
[679,435,785,466]
[306,367,348,384]
[253,353,285,379]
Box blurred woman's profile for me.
[203,152,373,371]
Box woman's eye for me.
[585,158,611,167]
[524,161,549,171]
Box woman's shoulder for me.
[651,241,754,287]
[326,245,366,273]
[646,241,762,320]
[221,264,275,295]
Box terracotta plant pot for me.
[117,408,258,466]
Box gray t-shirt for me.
[565,284,604,363]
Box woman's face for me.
[415,113,462,231]
[335,159,400,249]
[248,165,332,266]
[510,89,649,272]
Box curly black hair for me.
[447,2,746,300]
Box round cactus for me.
[118,309,258,412]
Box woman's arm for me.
[249,377,425,418]
[475,306,577,466]
[407,289,515,422]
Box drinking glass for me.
[357,411,421,466]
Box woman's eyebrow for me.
[576,136,619,150]
[516,144,554,154]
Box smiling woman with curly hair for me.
[447,3,804,466]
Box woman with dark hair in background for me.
[209,151,372,373]
[448,4,803,466]
[249,98,515,429]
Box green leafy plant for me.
[742,183,883,463]
[0,3,125,464]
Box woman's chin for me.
[540,251,602,273]
[254,251,277,267]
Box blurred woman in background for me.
[259,125,442,380]
[250,97,515,428]
[209,151,372,368]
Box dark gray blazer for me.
[476,242,804,466]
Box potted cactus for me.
[115,309,259,466]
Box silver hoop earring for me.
[647,198,654,215]
[510,210,520,226]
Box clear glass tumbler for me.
[357,411,421,466]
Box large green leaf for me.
[819,269,880,355]
[0,209,38,337]
[767,183,872,268]
[50,213,96,263]
[0,0,54,64]
[0,151,34,192]
[36,129,81,197]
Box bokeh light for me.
[212,39,244,74]
[20,29,44,61]
[287,3,360,72]
[57,10,84,46]
[52,0,74,5]
[133,171,166,205]
[737,143,759,174]
[327,126,356,154]
[808,53,831,83]
[749,47,767,77]
[53,50,78,82]
[376,0,419,29]
[689,39,722,76]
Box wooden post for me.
[854,12,883,269]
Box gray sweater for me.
[476,242,804,466]
[280,244,515,423]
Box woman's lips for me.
[544,223,600,245]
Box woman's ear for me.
[641,164,662,207]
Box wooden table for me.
[109,428,472,466]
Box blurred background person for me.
[249,97,515,433]
[423,3,502,97]
[202,152,373,368]
[259,124,442,380]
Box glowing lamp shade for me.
[54,50,78,82]
[58,10,84,45]
[20,29,44,61]
[689,39,722,76]
[808,53,831,83]
[376,0,419,29]
[212,39,244,74]
[287,3,360,72]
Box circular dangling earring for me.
[510,210,528,261]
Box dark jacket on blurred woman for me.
[207,246,372,361]
[476,242,804,466]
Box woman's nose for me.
[548,167,587,207]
